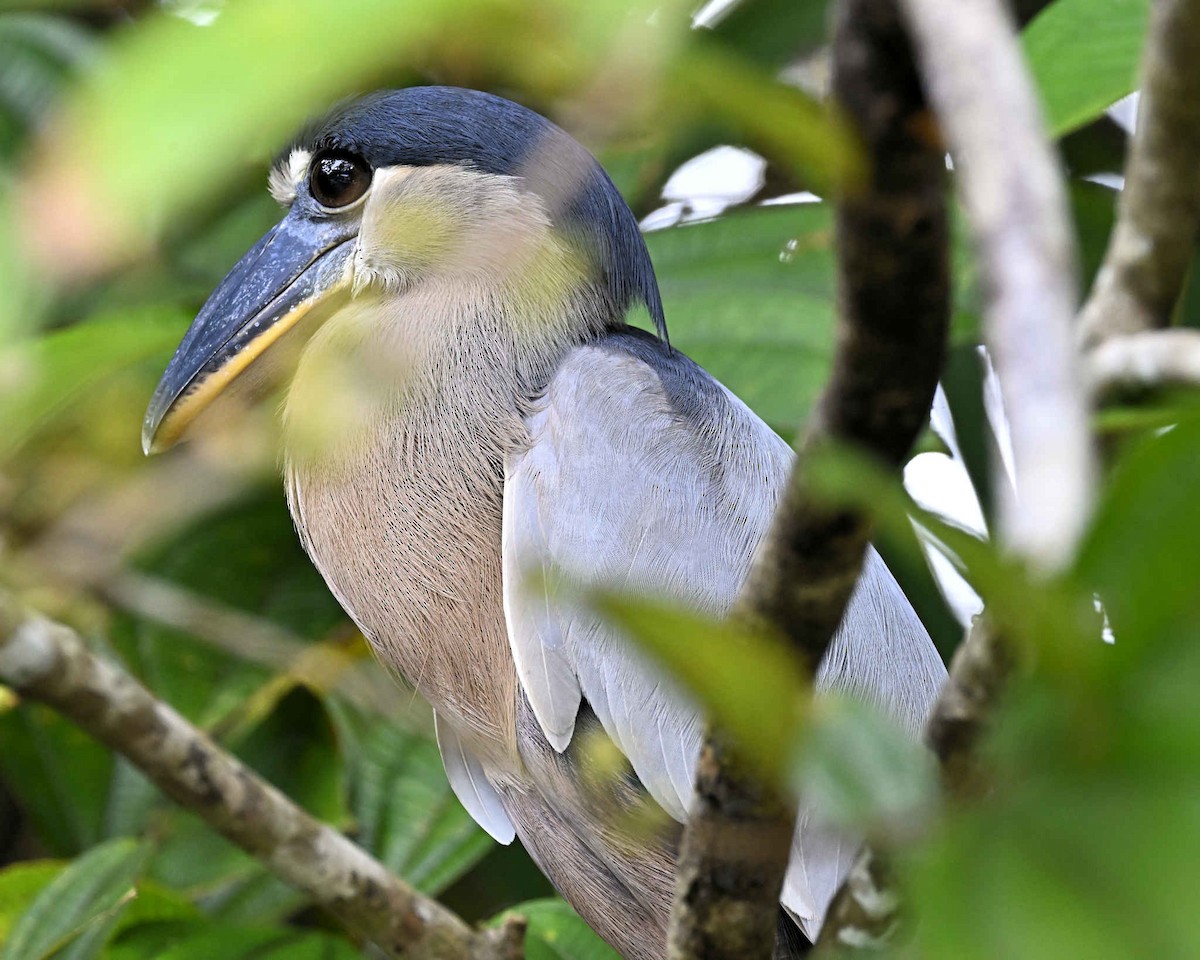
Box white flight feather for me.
[434,713,516,844]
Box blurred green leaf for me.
[671,43,863,196]
[493,899,621,960]
[0,309,188,461]
[797,696,938,833]
[1076,415,1200,652]
[36,0,489,248]
[2,837,146,960]
[0,12,95,155]
[646,204,835,430]
[594,591,805,778]
[1023,0,1149,136]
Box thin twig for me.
[0,594,521,960]
[901,0,1092,574]
[667,0,949,955]
[1077,0,1200,349]
[1085,328,1200,401]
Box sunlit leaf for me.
[1023,0,1150,136]
[0,862,63,945]
[646,204,836,430]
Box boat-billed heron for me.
[143,86,946,958]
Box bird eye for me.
[309,150,372,208]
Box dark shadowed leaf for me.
[106,921,361,960]
[0,704,114,856]
[705,0,829,70]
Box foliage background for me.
[1,0,1195,957]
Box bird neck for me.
[281,274,613,763]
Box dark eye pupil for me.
[310,151,371,207]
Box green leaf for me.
[704,0,829,70]
[2,837,146,960]
[646,204,836,430]
[1023,0,1150,136]
[0,703,114,856]
[0,862,63,946]
[593,591,806,779]
[493,899,621,960]
[326,700,493,895]
[112,488,345,727]
[1076,415,1200,653]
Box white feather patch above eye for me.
[268,148,312,206]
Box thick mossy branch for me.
[1077,0,1200,349]
[0,595,523,960]
[667,2,949,957]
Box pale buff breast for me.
[280,290,529,771]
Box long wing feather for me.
[435,712,516,844]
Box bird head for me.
[142,86,665,454]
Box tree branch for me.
[817,0,1091,950]
[667,1,949,956]
[902,0,1092,574]
[1077,0,1200,350]
[1085,328,1200,401]
[0,594,523,960]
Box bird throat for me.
[280,282,588,767]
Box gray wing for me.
[502,329,946,934]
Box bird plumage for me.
[148,87,948,960]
